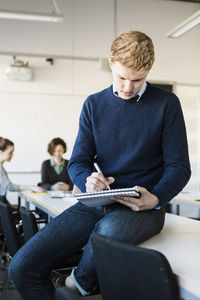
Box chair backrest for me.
[91,233,180,300]
[19,206,38,242]
[0,201,23,257]
[0,195,6,203]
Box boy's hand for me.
[86,172,114,192]
[112,186,159,211]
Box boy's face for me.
[109,60,149,100]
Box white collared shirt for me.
[113,82,147,101]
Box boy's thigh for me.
[95,204,165,245]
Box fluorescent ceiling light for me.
[167,9,200,38]
[0,0,64,23]
[0,10,64,22]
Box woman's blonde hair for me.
[110,30,155,73]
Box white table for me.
[21,191,77,221]
[21,191,200,300]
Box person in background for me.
[40,137,73,191]
[0,137,43,205]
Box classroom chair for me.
[0,201,24,298]
[90,233,180,300]
[0,202,24,258]
[19,206,47,242]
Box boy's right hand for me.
[85,172,114,192]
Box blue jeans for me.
[8,202,165,300]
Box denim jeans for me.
[8,202,165,300]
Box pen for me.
[94,162,111,190]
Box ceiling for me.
[0,0,199,84]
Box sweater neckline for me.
[108,82,151,104]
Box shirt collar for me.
[113,81,147,101]
[50,158,64,167]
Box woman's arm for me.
[0,163,20,193]
[19,185,44,192]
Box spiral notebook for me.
[75,188,140,207]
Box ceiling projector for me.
[5,59,33,81]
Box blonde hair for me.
[110,30,155,72]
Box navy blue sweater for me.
[68,83,191,207]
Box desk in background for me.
[171,191,200,217]
[21,191,200,300]
[20,191,77,221]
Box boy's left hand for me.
[111,186,159,211]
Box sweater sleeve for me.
[0,164,20,195]
[151,95,191,206]
[40,161,52,190]
[68,99,96,192]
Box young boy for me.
[9,30,190,300]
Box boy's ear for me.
[108,57,112,69]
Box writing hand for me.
[86,172,114,192]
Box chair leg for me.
[0,238,6,268]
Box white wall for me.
[175,85,200,192]
[0,56,112,172]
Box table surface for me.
[22,191,77,217]
[21,191,200,299]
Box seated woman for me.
[0,137,45,256]
[0,137,43,204]
[40,137,73,191]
